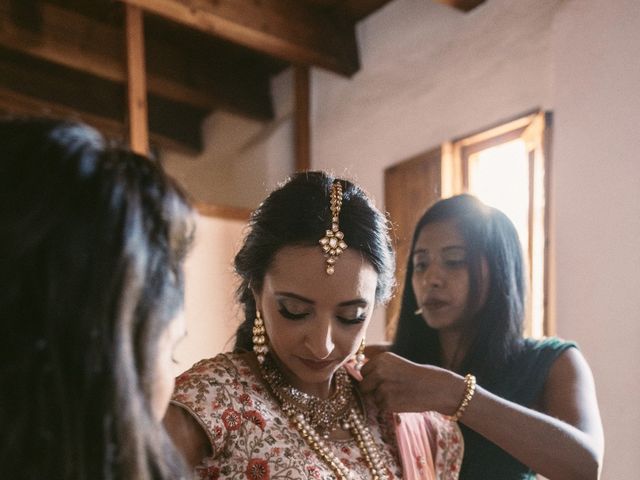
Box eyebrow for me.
[412,245,466,255]
[274,291,369,307]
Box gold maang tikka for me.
[319,180,348,275]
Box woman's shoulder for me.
[176,352,254,381]
[172,352,259,404]
[520,336,578,357]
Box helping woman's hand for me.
[358,352,464,415]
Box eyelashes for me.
[277,306,366,325]
[336,315,367,325]
[278,306,308,320]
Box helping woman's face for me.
[411,220,487,332]
[150,311,187,420]
[255,246,378,397]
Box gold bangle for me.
[449,373,476,422]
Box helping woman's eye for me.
[442,247,467,268]
[277,298,312,320]
[412,252,429,273]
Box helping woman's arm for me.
[360,349,604,480]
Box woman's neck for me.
[247,351,335,399]
[438,330,468,371]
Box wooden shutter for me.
[384,147,442,338]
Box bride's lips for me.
[297,357,335,370]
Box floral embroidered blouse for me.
[171,353,463,480]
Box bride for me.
[164,172,463,479]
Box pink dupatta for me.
[346,361,464,479]
[393,411,463,480]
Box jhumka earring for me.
[319,180,348,275]
[252,310,268,364]
[354,338,366,371]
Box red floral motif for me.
[175,373,191,386]
[341,446,351,454]
[197,465,220,480]
[245,458,270,480]
[305,464,321,479]
[221,407,243,431]
[173,393,188,403]
[193,363,208,373]
[243,410,266,431]
[251,383,264,394]
[239,393,253,406]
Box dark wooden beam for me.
[0,0,273,121]
[120,0,360,76]
[0,45,207,153]
[125,3,149,154]
[433,0,486,12]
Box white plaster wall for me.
[173,213,247,374]
[312,0,560,205]
[552,0,640,476]
[162,70,295,209]
[313,0,561,342]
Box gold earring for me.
[354,338,366,371]
[252,310,268,364]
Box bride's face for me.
[255,245,378,397]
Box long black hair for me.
[0,118,192,479]
[391,194,525,385]
[233,171,395,351]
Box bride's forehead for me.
[264,246,378,297]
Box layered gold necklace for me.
[259,355,389,480]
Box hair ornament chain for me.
[319,180,348,275]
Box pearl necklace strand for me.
[259,356,389,480]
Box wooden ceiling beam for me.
[125,3,149,155]
[120,0,360,76]
[0,45,208,153]
[433,0,486,12]
[0,0,273,120]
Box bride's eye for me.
[277,299,312,320]
[337,306,368,325]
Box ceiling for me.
[0,0,484,153]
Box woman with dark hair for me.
[0,118,193,480]
[360,194,604,479]
[164,172,464,480]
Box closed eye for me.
[278,305,310,320]
[337,314,367,325]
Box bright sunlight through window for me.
[467,139,529,255]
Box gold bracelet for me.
[449,373,476,422]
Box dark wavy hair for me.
[391,194,525,385]
[0,118,192,480]
[233,171,395,351]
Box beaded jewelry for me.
[449,373,476,422]
[259,355,389,480]
[319,180,348,275]
[252,310,268,364]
